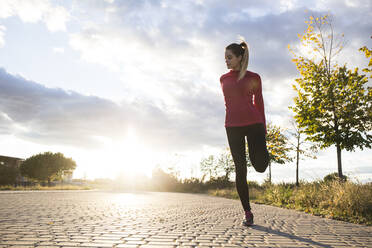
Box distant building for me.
[0,155,29,186]
[0,155,24,166]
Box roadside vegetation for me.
[1,162,371,226]
[208,176,372,226]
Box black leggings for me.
[225,123,269,211]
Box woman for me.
[220,39,269,226]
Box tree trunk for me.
[268,163,272,184]
[336,143,343,179]
[296,149,299,187]
[296,135,300,187]
[47,178,51,187]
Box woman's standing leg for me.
[246,123,269,173]
[225,126,251,211]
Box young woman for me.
[220,40,269,226]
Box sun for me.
[86,127,154,180]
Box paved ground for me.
[0,190,371,248]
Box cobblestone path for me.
[0,190,371,247]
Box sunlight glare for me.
[86,127,154,180]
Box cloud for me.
[0,25,5,47]
[0,0,70,32]
[43,5,70,32]
[52,47,64,53]
[0,68,128,148]
[0,112,13,134]
[67,0,371,109]
[66,1,307,122]
[0,68,225,151]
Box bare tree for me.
[266,123,293,183]
[287,119,318,186]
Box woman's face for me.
[225,49,241,71]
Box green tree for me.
[287,120,318,186]
[266,123,292,183]
[200,155,217,181]
[20,152,76,186]
[289,14,372,179]
[216,147,235,181]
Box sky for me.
[0,0,371,183]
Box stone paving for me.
[0,190,371,248]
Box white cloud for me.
[279,0,298,12]
[0,0,70,32]
[52,47,64,53]
[68,22,221,106]
[242,7,270,19]
[44,5,70,32]
[0,67,225,152]
[0,25,6,47]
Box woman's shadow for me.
[249,224,332,248]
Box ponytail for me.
[238,40,249,81]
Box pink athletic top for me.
[220,70,266,133]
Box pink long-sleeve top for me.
[220,70,266,133]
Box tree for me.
[216,147,235,181]
[287,119,318,186]
[265,123,292,183]
[200,155,217,181]
[151,166,179,191]
[20,152,76,186]
[289,14,372,179]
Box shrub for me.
[323,172,348,182]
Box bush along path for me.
[209,180,372,226]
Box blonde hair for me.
[238,38,249,81]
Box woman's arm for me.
[252,74,267,134]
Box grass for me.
[0,184,92,191]
[207,180,372,226]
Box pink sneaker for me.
[243,210,254,226]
